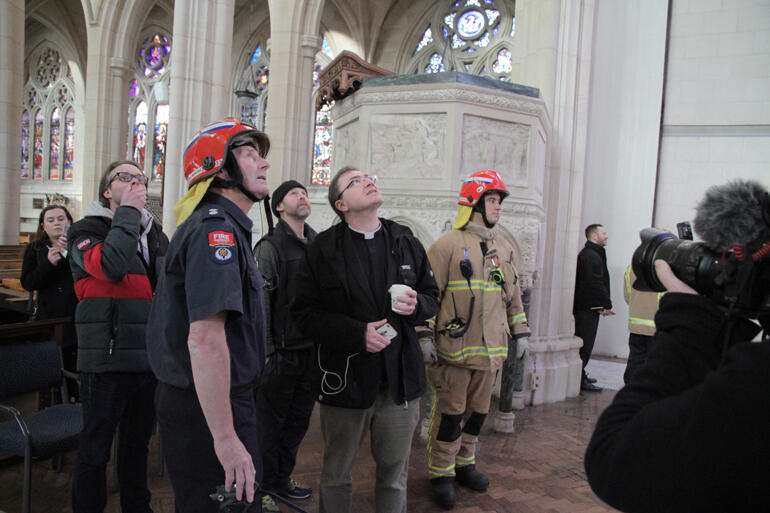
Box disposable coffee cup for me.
[390,284,412,311]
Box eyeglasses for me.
[109,171,149,186]
[337,174,378,200]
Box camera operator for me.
[585,179,770,513]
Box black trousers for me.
[156,382,262,513]
[72,371,156,513]
[255,349,315,489]
[575,310,600,372]
[623,333,654,385]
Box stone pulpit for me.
[308,71,575,407]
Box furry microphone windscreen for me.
[693,179,770,252]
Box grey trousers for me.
[319,390,421,513]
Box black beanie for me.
[271,180,307,217]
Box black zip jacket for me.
[573,240,612,313]
[291,218,439,409]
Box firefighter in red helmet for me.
[425,170,530,508]
[148,118,270,512]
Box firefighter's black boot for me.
[455,464,489,491]
[429,476,456,509]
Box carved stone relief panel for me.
[333,118,359,170]
[460,115,529,187]
[368,114,446,179]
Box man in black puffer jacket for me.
[68,160,168,513]
[292,166,438,513]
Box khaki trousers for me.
[319,390,420,513]
[427,364,496,477]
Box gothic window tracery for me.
[126,32,171,181]
[235,41,270,130]
[21,47,76,181]
[406,0,516,82]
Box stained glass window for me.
[21,47,76,181]
[457,10,486,38]
[21,110,30,179]
[139,34,171,79]
[492,48,512,73]
[128,31,171,180]
[416,27,433,53]
[425,53,446,73]
[409,0,516,81]
[64,107,74,181]
[322,38,334,59]
[129,79,139,97]
[262,96,268,130]
[251,45,262,64]
[133,101,148,168]
[473,32,490,47]
[33,109,43,180]
[241,101,259,128]
[49,108,61,180]
[153,104,169,179]
[312,102,334,185]
[255,66,269,94]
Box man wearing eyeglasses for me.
[292,166,439,513]
[68,160,168,513]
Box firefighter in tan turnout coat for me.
[425,170,530,509]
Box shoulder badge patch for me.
[77,238,91,251]
[209,230,236,264]
[209,231,235,246]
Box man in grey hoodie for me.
[68,160,168,513]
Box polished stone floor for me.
[0,368,624,513]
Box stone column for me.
[514,0,599,403]
[80,32,132,212]
[265,0,322,190]
[162,0,235,233]
[0,0,24,244]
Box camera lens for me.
[632,228,721,293]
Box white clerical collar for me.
[348,222,382,240]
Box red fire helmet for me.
[458,170,509,207]
[183,117,269,188]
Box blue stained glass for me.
[493,23,499,37]
[454,0,462,6]
[443,27,450,40]
[425,53,445,73]
[486,9,499,25]
[457,10,485,38]
[463,47,476,53]
[466,0,481,6]
[322,38,334,58]
[452,34,464,49]
[251,45,262,64]
[511,17,516,36]
[416,27,433,53]
[484,0,494,3]
[444,13,456,27]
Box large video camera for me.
[631,180,770,319]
